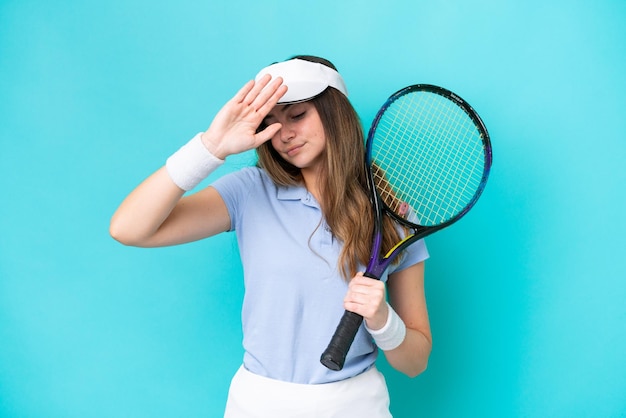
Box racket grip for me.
[320,310,364,371]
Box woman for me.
[110,55,432,417]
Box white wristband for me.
[165,133,224,191]
[365,302,407,351]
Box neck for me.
[301,167,323,204]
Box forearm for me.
[109,167,185,246]
[379,262,431,377]
[110,77,285,248]
[382,327,432,377]
[110,130,229,246]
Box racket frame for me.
[320,84,492,371]
[365,84,492,277]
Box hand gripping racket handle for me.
[320,310,364,371]
[320,272,379,371]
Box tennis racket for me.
[320,84,492,371]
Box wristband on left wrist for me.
[364,302,407,351]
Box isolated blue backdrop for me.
[1,0,625,417]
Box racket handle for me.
[320,310,364,371]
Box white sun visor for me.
[254,59,348,104]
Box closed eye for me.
[292,111,306,120]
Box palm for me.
[202,75,287,159]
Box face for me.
[264,102,327,174]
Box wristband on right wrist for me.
[165,133,224,191]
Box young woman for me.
[110,55,432,417]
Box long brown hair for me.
[257,55,404,279]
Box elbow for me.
[406,330,433,378]
[109,222,130,245]
[407,340,433,377]
[395,346,430,378]
[109,219,141,247]
[109,215,160,247]
[404,358,429,378]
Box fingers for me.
[344,274,388,327]
[256,81,288,116]
[240,74,271,106]
[231,79,256,103]
[233,74,287,112]
[255,122,282,144]
[206,75,286,155]
[242,76,287,147]
[349,273,385,295]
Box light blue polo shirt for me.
[211,167,429,384]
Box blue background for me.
[1,0,625,416]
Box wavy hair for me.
[256,55,404,279]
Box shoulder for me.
[209,167,274,231]
[215,165,267,183]
[388,238,429,276]
[212,166,273,193]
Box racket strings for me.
[371,91,485,226]
[373,164,403,214]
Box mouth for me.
[285,144,304,157]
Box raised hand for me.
[200,74,288,159]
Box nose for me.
[279,123,295,142]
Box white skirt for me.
[223,365,393,418]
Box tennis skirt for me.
[223,365,393,417]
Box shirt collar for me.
[276,184,319,208]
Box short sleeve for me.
[388,238,429,275]
[210,167,262,232]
